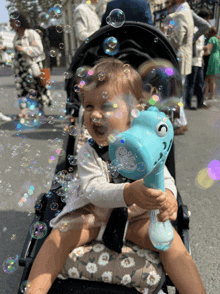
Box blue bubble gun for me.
[109,106,174,251]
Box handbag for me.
[38,68,51,87]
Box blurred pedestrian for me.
[101,0,154,27]
[8,13,52,118]
[203,11,212,82]
[74,0,101,49]
[0,46,12,121]
[185,9,211,110]
[163,0,194,135]
[203,26,220,100]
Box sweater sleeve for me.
[74,7,92,42]
[168,13,187,49]
[77,144,128,208]
[22,30,44,57]
[164,165,177,199]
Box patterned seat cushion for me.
[58,240,166,294]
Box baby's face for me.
[83,84,132,147]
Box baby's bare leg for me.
[126,219,206,294]
[27,225,100,293]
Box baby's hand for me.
[124,179,167,210]
[157,189,178,222]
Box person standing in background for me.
[185,9,211,110]
[101,0,154,27]
[203,26,220,100]
[163,0,194,135]
[74,0,101,49]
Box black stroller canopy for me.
[65,21,180,115]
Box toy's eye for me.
[155,122,168,137]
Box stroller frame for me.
[18,22,190,294]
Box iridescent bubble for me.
[29,89,37,98]
[164,24,174,37]
[15,20,21,27]
[59,221,70,232]
[177,52,184,62]
[102,91,108,99]
[68,125,78,136]
[48,116,55,124]
[85,38,89,43]
[68,155,77,165]
[139,59,182,110]
[30,222,47,239]
[8,6,19,19]
[50,50,56,57]
[39,12,50,29]
[50,202,59,211]
[98,71,105,81]
[137,162,145,172]
[20,110,39,128]
[35,203,42,211]
[3,256,18,274]
[64,72,69,79]
[26,75,33,83]
[107,9,125,28]
[53,4,62,16]
[74,84,80,92]
[64,25,71,33]
[20,280,31,293]
[103,37,119,56]
[76,66,97,90]
[56,25,63,33]
[154,37,159,43]
[59,43,64,49]
[131,109,140,118]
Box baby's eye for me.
[85,104,93,109]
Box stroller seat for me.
[18,22,190,294]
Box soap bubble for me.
[103,37,119,56]
[98,71,105,81]
[154,37,159,43]
[3,256,19,274]
[26,75,33,83]
[64,72,69,79]
[59,221,70,232]
[102,91,108,99]
[20,280,32,293]
[106,9,125,28]
[50,202,59,211]
[68,125,78,136]
[30,222,47,239]
[8,6,19,19]
[19,110,40,128]
[50,50,56,57]
[177,52,184,62]
[39,12,50,29]
[15,20,21,27]
[75,66,97,90]
[59,43,64,49]
[64,25,71,33]
[139,59,182,111]
[29,89,37,98]
[56,25,63,33]
[68,155,77,165]
[164,24,174,37]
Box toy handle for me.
[144,170,174,251]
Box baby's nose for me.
[91,110,102,121]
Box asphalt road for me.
[0,67,220,294]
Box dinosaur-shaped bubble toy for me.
[109,106,174,251]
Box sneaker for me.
[0,112,12,122]
[174,124,188,135]
[197,103,210,109]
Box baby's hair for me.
[78,57,147,107]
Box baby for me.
[27,58,206,294]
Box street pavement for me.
[0,67,220,294]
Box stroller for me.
[18,22,191,294]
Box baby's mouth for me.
[93,124,108,136]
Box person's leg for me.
[208,74,215,99]
[204,75,210,99]
[185,66,198,109]
[174,75,188,130]
[126,219,206,294]
[27,224,100,293]
[195,66,205,107]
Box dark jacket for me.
[101,0,154,27]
